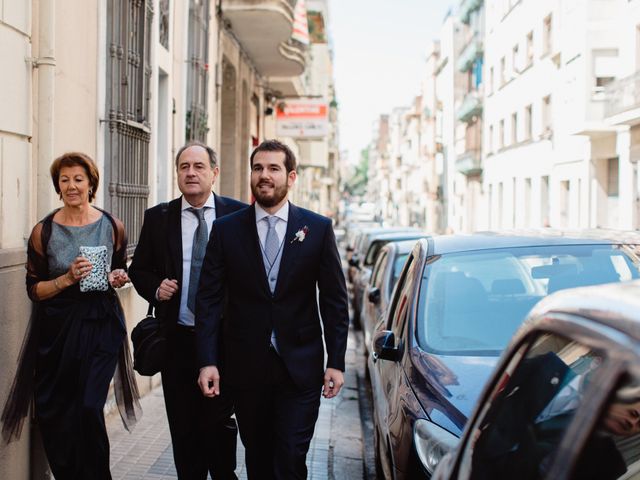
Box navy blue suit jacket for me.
[129,193,247,332]
[195,202,349,390]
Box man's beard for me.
[251,180,288,208]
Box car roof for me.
[388,239,421,254]
[368,231,428,243]
[527,280,640,344]
[430,229,640,255]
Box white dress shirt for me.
[178,193,216,326]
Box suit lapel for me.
[242,204,272,295]
[274,203,304,297]
[213,192,227,217]
[167,198,183,283]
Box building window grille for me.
[186,0,210,142]
[105,0,153,256]
[159,0,170,49]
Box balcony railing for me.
[456,92,483,123]
[457,35,483,73]
[460,0,483,24]
[456,149,482,176]
[605,70,640,119]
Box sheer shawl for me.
[1,208,141,442]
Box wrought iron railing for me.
[106,0,153,255]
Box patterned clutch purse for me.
[79,245,109,292]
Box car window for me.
[386,253,415,332]
[390,253,410,295]
[417,244,640,354]
[571,372,640,479]
[365,241,386,266]
[460,333,606,480]
[371,250,388,289]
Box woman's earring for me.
[88,187,93,196]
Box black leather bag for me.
[131,304,167,376]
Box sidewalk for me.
[106,328,366,479]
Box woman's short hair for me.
[50,152,100,202]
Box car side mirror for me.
[368,287,381,305]
[372,330,399,362]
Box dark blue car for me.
[368,231,640,479]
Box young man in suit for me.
[129,142,246,479]
[195,139,350,479]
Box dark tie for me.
[264,216,280,267]
[188,207,208,313]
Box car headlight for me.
[413,419,459,475]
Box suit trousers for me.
[231,347,321,480]
[162,326,238,480]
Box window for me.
[526,31,534,66]
[512,44,520,75]
[489,66,494,94]
[416,246,640,354]
[511,112,518,145]
[186,0,210,142]
[607,157,619,197]
[159,0,170,49]
[541,175,550,226]
[592,49,619,95]
[542,95,552,134]
[489,124,494,153]
[105,0,153,255]
[462,334,604,477]
[387,254,415,332]
[543,14,553,55]
[525,104,532,140]
[500,56,506,86]
[371,250,389,289]
[499,119,505,149]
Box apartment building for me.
[483,0,624,230]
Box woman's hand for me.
[108,269,130,288]
[67,256,93,284]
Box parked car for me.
[347,227,417,287]
[434,280,640,480]
[351,230,427,328]
[361,239,417,356]
[368,231,640,479]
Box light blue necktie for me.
[187,207,208,313]
[264,216,280,268]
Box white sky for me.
[327,0,454,165]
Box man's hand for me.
[156,278,179,301]
[323,368,344,399]
[198,365,220,397]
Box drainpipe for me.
[36,0,56,219]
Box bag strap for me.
[150,202,172,325]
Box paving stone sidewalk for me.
[107,328,365,479]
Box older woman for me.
[2,152,140,479]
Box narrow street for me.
[106,327,370,480]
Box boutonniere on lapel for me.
[291,226,309,244]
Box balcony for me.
[223,0,306,77]
[605,71,640,126]
[459,0,483,24]
[457,35,483,73]
[456,149,482,176]
[456,92,483,123]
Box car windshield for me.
[416,244,640,355]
